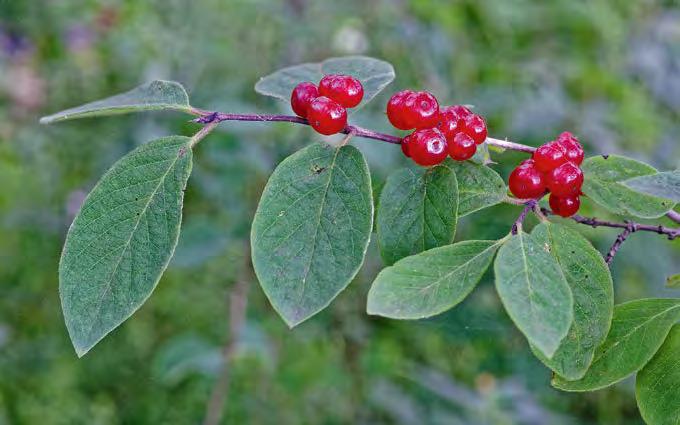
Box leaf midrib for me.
[82,145,186,341]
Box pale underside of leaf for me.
[367,240,501,319]
[494,232,573,358]
[623,170,680,204]
[254,56,395,111]
[581,155,675,219]
[552,298,680,392]
[251,143,373,327]
[530,223,614,380]
[40,80,191,124]
[376,166,458,265]
[636,324,680,425]
[59,136,193,356]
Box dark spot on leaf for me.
[602,154,609,160]
[311,164,326,174]
[178,147,187,157]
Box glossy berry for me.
[533,141,568,173]
[318,74,364,108]
[556,131,584,165]
[437,105,466,140]
[448,104,473,120]
[549,193,581,217]
[547,161,584,196]
[448,132,477,161]
[509,160,547,199]
[464,114,488,145]
[401,133,412,157]
[408,128,448,166]
[386,90,414,130]
[403,91,440,129]
[290,82,319,118]
[306,96,347,135]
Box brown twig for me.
[511,200,537,235]
[539,208,680,241]
[605,222,636,266]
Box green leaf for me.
[553,298,680,392]
[636,324,680,425]
[530,223,614,380]
[251,143,373,327]
[623,170,680,203]
[376,166,458,265]
[581,155,675,219]
[444,160,506,216]
[666,274,680,289]
[40,80,191,124]
[255,56,395,110]
[60,136,193,357]
[367,240,501,319]
[494,231,573,358]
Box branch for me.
[511,200,537,235]
[605,222,635,266]
[541,208,680,240]
[193,108,680,226]
[191,110,535,152]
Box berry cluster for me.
[509,132,585,217]
[290,75,364,135]
[386,90,488,166]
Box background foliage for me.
[1,0,679,423]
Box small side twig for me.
[511,200,537,235]
[605,221,638,266]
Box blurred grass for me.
[1,0,679,423]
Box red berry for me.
[403,91,440,129]
[449,105,473,120]
[547,162,584,196]
[448,132,477,161]
[290,82,319,118]
[463,114,488,145]
[437,105,466,140]
[318,74,364,108]
[556,132,584,165]
[401,134,411,157]
[408,128,448,166]
[549,193,581,217]
[307,96,347,135]
[386,90,414,130]
[509,162,547,199]
[533,141,568,173]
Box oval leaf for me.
[581,155,675,218]
[60,136,193,356]
[40,80,191,124]
[251,143,373,327]
[444,160,506,216]
[623,170,680,203]
[494,231,573,358]
[636,324,680,425]
[367,240,501,319]
[553,298,680,392]
[255,56,395,110]
[377,166,458,265]
[530,223,614,380]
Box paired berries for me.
[290,74,364,135]
[508,132,585,217]
[386,91,488,167]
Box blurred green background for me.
[1,0,680,423]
